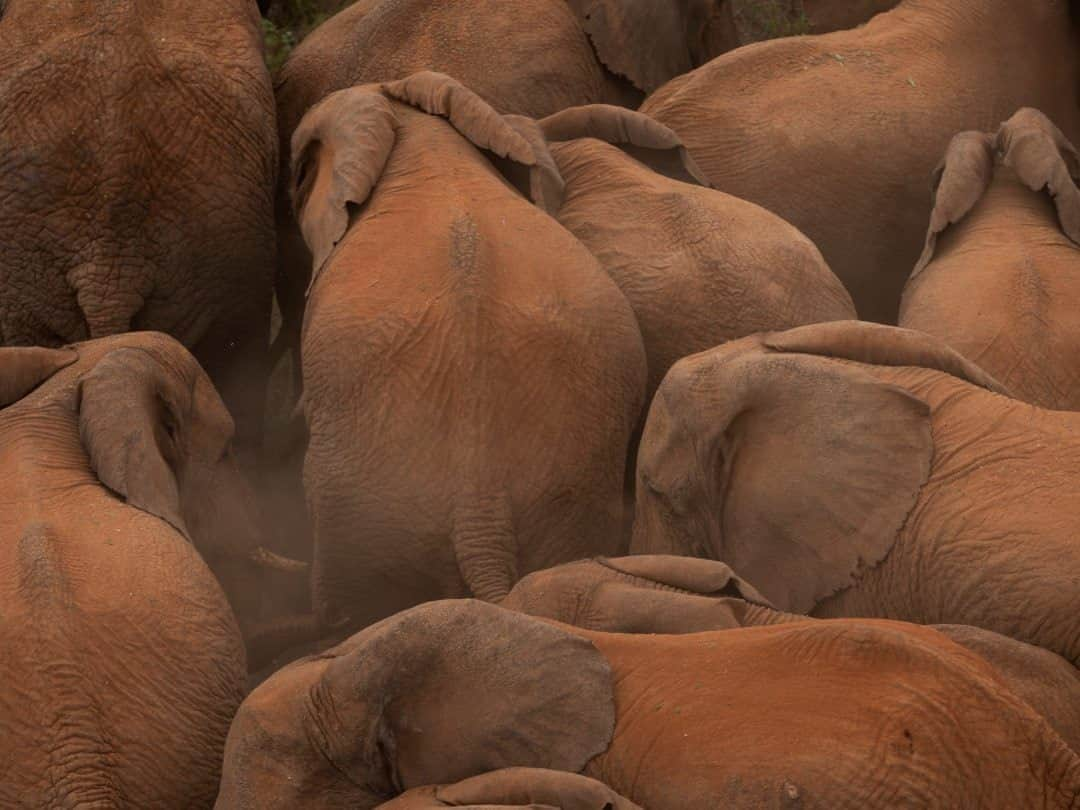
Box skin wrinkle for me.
[301,87,645,630]
[903,156,1080,408]
[634,328,1080,666]
[641,0,1080,323]
[1,334,253,806]
[0,0,275,450]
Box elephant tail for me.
[451,490,518,602]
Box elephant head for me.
[631,320,1007,613]
[291,72,563,285]
[564,0,738,93]
[914,107,1080,275]
[72,335,303,623]
[216,599,617,809]
[995,107,1080,239]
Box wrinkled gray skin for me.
[0,0,277,454]
[503,555,1080,753]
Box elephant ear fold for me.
[539,105,709,186]
[913,130,994,278]
[566,0,710,93]
[323,600,615,790]
[0,347,77,407]
[996,107,1080,245]
[290,86,399,290]
[599,555,772,606]
[382,72,564,213]
[764,320,1011,395]
[654,334,933,613]
[78,348,189,539]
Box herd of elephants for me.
[5,0,1080,807]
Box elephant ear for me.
[78,347,188,538]
[764,320,1010,395]
[322,600,614,791]
[598,555,772,606]
[539,105,709,186]
[0,347,77,407]
[913,130,995,278]
[290,86,399,290]
[382,72,564,213]
[647,329,935,613]
[380,768,642,809]
[996,107,1080,245]
[566,0,712,93]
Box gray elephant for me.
[0,0,277,454]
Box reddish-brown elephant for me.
[901,108,1080,410]
[0,0,277,455]
[632,320,1080,667]
[216,600,1080,809]
[535,103,856,403]
[501,555,1080,753]
[0,334,284,806]
[272,0,740,368]
[293,73,646,631]
[640,0,1080,323]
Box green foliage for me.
[735,0,811,42]
[262,0,343,73]
[261,18,299,75]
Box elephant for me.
[900,108,1080,410]
[215,599,1080,809]
[0,333,310,672]
[272,0,740,363]
[536,103,856,401]
[631,318,1080,668]
[0,0,277,456]
[639,0,1080,324]
[0,334,293,806]
[501,555,1080,753]
[291,73,646,631]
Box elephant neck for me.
[0,403,98,501]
